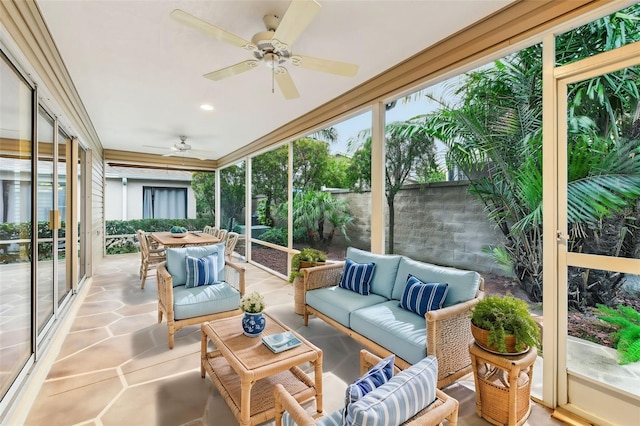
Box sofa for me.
[275,349,459,426]
[302,247,484,388]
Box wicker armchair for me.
[301,261,485,388]
[274,349,459,426]
[156,246,245,349]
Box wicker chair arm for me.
[403,389,459,426]
[301,261,344,292]
[274,384,316,426]
[224,259,246,296]
[359,349,401,376]
[156,262,174,307]
[425,295,483,384]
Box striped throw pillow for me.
[346,355,439,425]
[339,258,376,295]
[185,253,218,288]
[345,354,395,405]
[399,274,448,316]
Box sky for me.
[327,79,456,155]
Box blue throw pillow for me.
[398,274,449,316]
[185,253,219,288]
[339,258,376,295]
[345,354,395,406]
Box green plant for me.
[597,304,640,364]
[289,248,327,283]
[471,294,540,353]
[259,227,288,246]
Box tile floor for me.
[20,253,564,425]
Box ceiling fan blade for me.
[273,0,321,49]
[142,144,172,150]
[291,54,359,77]
[170,9,253,49]
[274,67,300,100]
[204,60,260,81]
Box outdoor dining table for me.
[149,231,221,248]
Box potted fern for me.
[471,294,540,354]
[289,248,327,283]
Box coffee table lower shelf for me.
[203,353,318,425]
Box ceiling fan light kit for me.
[170,0,359,100]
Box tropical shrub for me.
[597,304,640,364]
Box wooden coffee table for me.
[201,312,323,426]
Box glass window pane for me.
[0,53,33,400]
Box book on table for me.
[262,331,302,353]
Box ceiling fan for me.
[143,136,215,160]
[170,0,359,99]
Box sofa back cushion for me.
[392,256,481,307]
[166,243,225,287]
[345,355,438,425]
[346,247,401,299]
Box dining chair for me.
[224,232,240,258]
[217,229,228,241]
[137,229,166,289]
[203,225,219,237]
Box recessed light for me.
[200,104,214,111]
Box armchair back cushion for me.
[345,355,438,426]
[166,243,225,286]
[391,256,481,307]
[346,247,401,299]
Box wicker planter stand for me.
[469,342,537,426]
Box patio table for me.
[149,231,220,248]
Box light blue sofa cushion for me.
[305,286,388,328]
[166,243,225,287]
[346,247,402,299]
[345,355,438,425]
[350,301,427,365]
[282,408,345,426]
[172,282,240,320]
[391,256,481,307]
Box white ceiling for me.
[36,0,512,161]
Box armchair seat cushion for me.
[305,286,388,328]
[173,282,240,320]
[350,301,427,365]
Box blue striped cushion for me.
[339,259,376,295]
[398,274,448,316]
[346,354,395,405]
[185,253,219,288]
[346,355,439,425]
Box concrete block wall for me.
[331,181,509,276]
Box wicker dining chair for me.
[137,229,166,289]
[224,231,239,258]
[217,229,228,241]
[203,225,219,237]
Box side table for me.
[469,342,537,426]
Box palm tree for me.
[409,38,640,305]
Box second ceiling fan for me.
[171,0,359,100]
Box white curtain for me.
[143,187,186,219]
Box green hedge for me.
[105,218,213,255]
